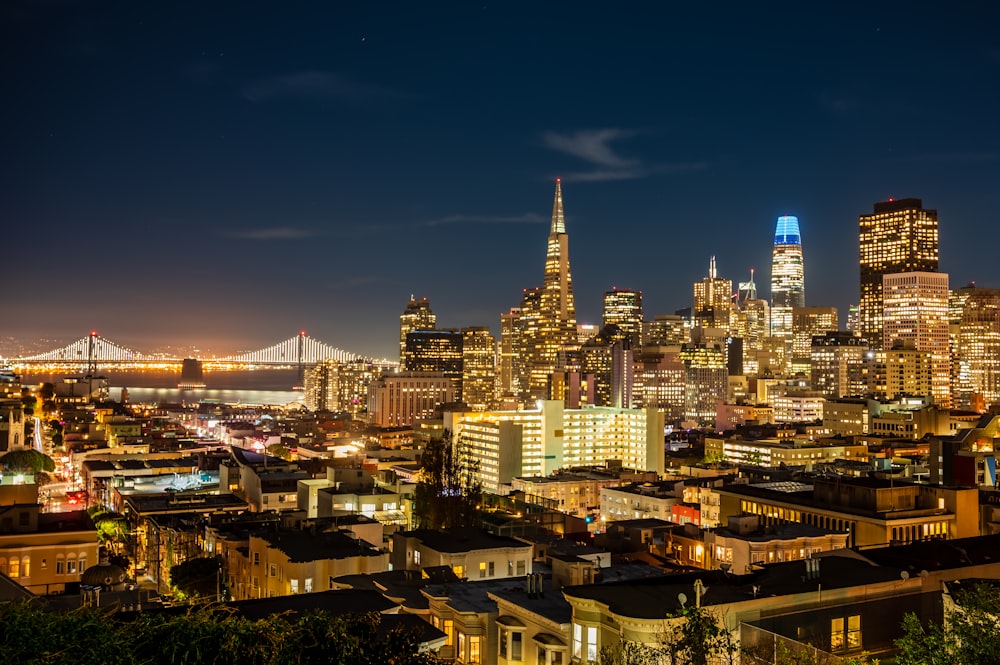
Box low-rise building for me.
[391,528,533,581]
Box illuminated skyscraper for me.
[693,256,733,331]
[461,326,496,411]
[770,215,805,340]
[497,307,521,403]
[603,288,643,345]
[399,296,436,364]
[519,180,578,402]
[790,306,838,373]
[859,199,939,349]
[956,287,1000,411]
[882,271,951,407]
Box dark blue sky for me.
[3,2,999,358]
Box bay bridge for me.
[6,331,397,372]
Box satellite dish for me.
[920,570,929,578]
[900,571,910,581]
[677,592,688,607]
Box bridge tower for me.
[297,330,307,388]
[87,331,99,375]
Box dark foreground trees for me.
[894,581,1000,665]
[0,602,441,665]
[412,430,481,530]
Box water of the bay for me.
[19,369,304,407]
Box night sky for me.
[3,2,999,359]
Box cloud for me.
[242,71,408,104]
[421,213,547,227]
[224,227,319,240]
[890,151,1000,164]
[542,129,639,168]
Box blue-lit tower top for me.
[774,215,801,246]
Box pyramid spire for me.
[550,178,566,235]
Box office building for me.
[858,199,939,349]
[461,327,496,411]
[693,256,733,331]
[770,215,806,340]
[810,331,870,398]
[399,296,436,364]
[791,307,838,369]
[602,288,643,345]
[403,329,464,394]
[367,372,455,427]
[516,180,578,404]
[955,286,1000,411]
[679,342,728,426]
[882,271,951,407]
[497,308,521,402]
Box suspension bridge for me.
[5,331,397,372]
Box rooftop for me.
[399,527,530,553]
[258,530,383,563]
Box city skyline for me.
[3,2,1000,358]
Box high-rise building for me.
[770,215,806,340]
[679,341,728,425]
[399,297,436,364]
[859,199,939,349]
[367,372,456,427]
[603,288,643,345]
[693,256,733,331]
[497,307,521,402]
[642,315,689,347]
[790,306,838,374]
[632,346,687,423]
[518,180,578,403]
[955,286,1000,411]
[810,331,870,398]
[882,271,951,407]
[461,326,496,411]
[403,329,463,389]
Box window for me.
[454,565,464,579]
[511,631,523,661]
[479,562,487,578]
[67,558,78,575]
[56,559,64,575]
[253,552,260,565]
[488,561,495,576]
[469,635,481,664]
[41,558,47,569]
[516,560,526,575]
[413,550,421,565]
[78,557,86,571]
[305,577,313,593]
[9,558,19,578]
[587,626,597,662]
[444,619,454,646]
[21,557,29,578]
[573,624,582,660]
[458,632,466,662]
[269,564,277,577]
[831,614,861,651]
[290,579,299,594]
[499,627,508,658]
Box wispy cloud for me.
[242,71,409,104]
[542,128,702,182]
[421,213,547,227]
[542,129,639,168]
[224,227,319,240]
[891,151,1000,164]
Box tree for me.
[598,605,739,665]
[89,507,130,556]
[0,602,443,665]
[0,448,55,474]
[169,556,225,600]
[413,430,482,530]
[895,581,1000,665]
[266,443,292,460]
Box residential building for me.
[446,401,665,493]
[391,528,533,581]
[367,372,456,427]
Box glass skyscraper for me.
[770,215,806,340]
